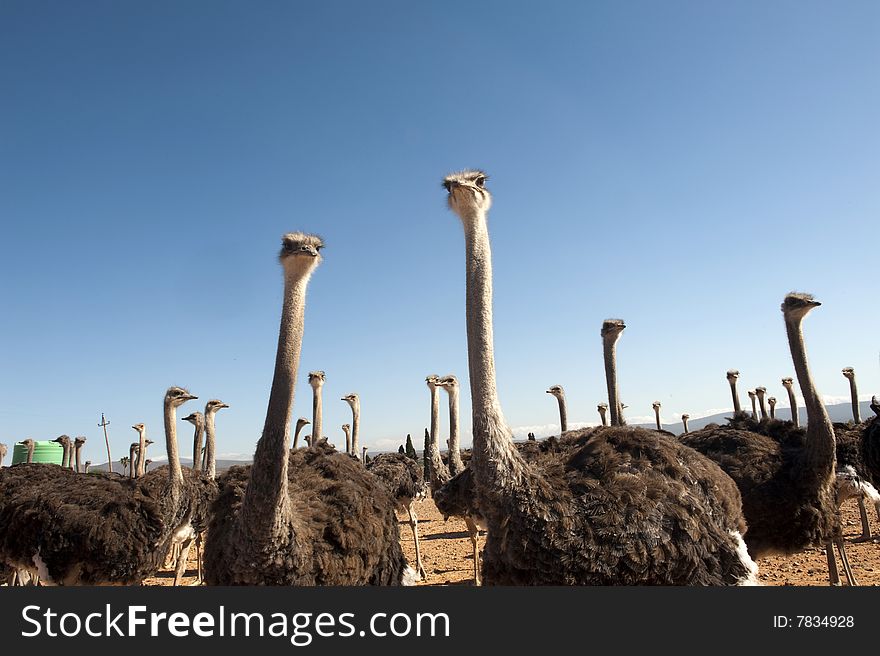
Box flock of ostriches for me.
[1,170,879,587]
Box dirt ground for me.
[144,495,880,586]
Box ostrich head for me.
[205,399,230,414]
[768,397,777,408]
[131,423,145,434]
[53,434,71,448]
[425,374,441,391]
[652,401,662,411]
[279,232,324,275]
[20,438,35,449]
[182,411,204,428]
[437,374,459,391]
[308,371,326,389]
[341,423,351,433]
[166,386,198,408]
[747,390,756,401]
[871,396,880,417]
[597,402,608,412]
[682,413,689,421]
[443,169,491,218]
[601,319,626,344]
[726,369,740,383]
[546,385,565,399]
[781,377,794,390]
[341,393,359,410]
[755,386,767,399]
[295,417,310,430]
[841,367,856,381]
[781,292,821,321]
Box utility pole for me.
[98,413,113,474]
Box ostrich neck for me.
[758,395,767,419]
[27,445,34,463]
[599,409,608,426]
[785,316,835,474]
[427,386,448,484]
[343,428,351,456]
[192,422,204,473]
[163,398,184,499]
[292,423,305,450]
[462,214,524,490]
[350,404,360,460]
[446,387,465,476]
[311,387,323,446]
[129,444,137,479]
[603,339,621,426]
[849,378,861,423]
[557,396,568,433]
[204,413,217,480]
[75,445,82,474]
[730,381,741,414]
[654,409,661,431]
[61,443,70,469]
[136,430,147,477]
[786,386,800,426]
[241,270,310,540]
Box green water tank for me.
[11,440,64,465]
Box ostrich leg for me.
[406,502,426,580]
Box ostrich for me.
[72,437,86,473]
[341,393,361,460]
[131,423,153,478]
[53,435,71,469]
[652,401,662,431]
[782,377,799,427]
[203,400,227,481]
[747,390,758,420]
[440,169,757,585]
[768,397,777,419]
[438,375,466,476]
[597,402,608,426]
[832,397,880,541]
[367,452,429,580]
[0,386,204,584]
[0,443,6,468]
[128,443,139,479]
[546,385,568,433]
[342,424,352,456]
[183,411,205,472]
[20,438,35,463]
[601,320,626,427]
[682,414,690,435]
[309,371,326,447]
[755,387,768,420]
[727,370,743,415]
[203,232,412,585]
[292,418,310,450]
[842,368,860,424]
[682,293,857,586]
[423,375,450,489]
[362,446,369,462]
[83,461,91,474]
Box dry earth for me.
[144,495,880,586]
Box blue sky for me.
[1,1,877,464]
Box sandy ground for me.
[143,495,880,587]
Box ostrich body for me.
[0,387,204,585]
[782,377,799,427]
[441,169,756,585]
[292,418,310,450]
[309,371,326,447]
[727,370,742,415]
[682,294,855,585]
[842,368,860,424]
[203,233,411,586]
[546,385,568,433]
[341,393,361,460]
[597,403,608,426]
[366,450,430,580]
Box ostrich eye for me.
[475,176,486,187]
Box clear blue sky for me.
[1,1,877,464]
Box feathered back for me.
[367,453,427,504]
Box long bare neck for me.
[654,408,661,431]
[603,338,622,426]
[730,381,741,414]
[61,443,70,469]
[350,402,360,460]
[311,387,323,447]
[293,422,305,450]
[204,413,217,480]
[241,269,310,538]
[750,396,757,418]
[758,395,767,419]
[75,445,82,474]
[343,428,351,455]
[786,386,799,426]
[136,430,147,477]
[426,387,449,488]
[462,214,524,490]
[785,315,835,476]
[27,444,33,463]
[129,444,137,479]
[848,377,861,423]
[164,399,184,499]
[192,422,204,472]
[683,417,689,433]
[446,387,465,476]
[557,395,568,433]
[599,408,608,426]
